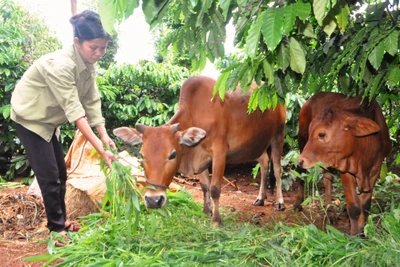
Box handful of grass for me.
[99,153,143,225]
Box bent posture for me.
[297,92,391,235]
[114,76,286,225]
[10,10,116,246]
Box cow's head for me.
[113,123,206,209]
[297,108,380,170]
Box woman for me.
[10,10,116,246]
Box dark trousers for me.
[14,122,67,232]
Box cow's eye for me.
[318,132,326,139]
[168,150,177,160]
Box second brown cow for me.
[297,92,391,235]
[113,76,287,225]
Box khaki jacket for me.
[11,45,105,142]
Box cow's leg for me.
[293,167,305,212]
[270,138,285,211]
[339,172,361,235]
[253,151,270,206]
[357,171,380,234]
[209,146,228,226]
[197,169,212,216]
[323,171,336,224]
[294,113,310,212]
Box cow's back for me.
[168,76,286,164]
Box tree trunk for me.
[70,0,77,16]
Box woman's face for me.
[74,37,108,64]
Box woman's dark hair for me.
[70,10,110,42]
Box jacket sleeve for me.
[81,77,105,127]
[43,59,86,123]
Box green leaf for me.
[277,42,290,71]
[384,30,399,56]
[295,1,311,21]
[313,0,331,26]
[289,37,306,74]
[142,0,170,28]
[239,64,254,92]
[1,104,10,119]
[99,0,139,33]
[271,91,278,109]
[214,70,230,100]
[261,7,284,51]
[98,0,117,33]
[387,66,400,87]
[263,57,274,85]
[282,4,297,35]
[209,10,226,59]
[302,23,317,39]
[196,0,213,27]
[124,0,139,18]
[245,11,265,59]
[219,0,232,20]
[192,50,207,72]
[368,71,386,101]
[335,4,350,33]
[396,153,400,165]
[189,0,198,9]
[248,86,260,112]
[323,17,337,37]
[257,84,269,112]
[368,41,385,70]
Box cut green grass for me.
[24,160,400,266]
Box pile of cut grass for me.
[25,161,400,267]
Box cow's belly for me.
[225,130,272,163]
[226,144,267,163]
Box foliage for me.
[99,0,400,171]
[97,60,189,132]
[0,0,61,180]
[24,156,400,266]
[100,0,399,102]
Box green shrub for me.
[0,0,61,180]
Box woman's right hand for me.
[100,150,117,168]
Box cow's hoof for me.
[203,208,213,217]
[253,199,265,206]
[327,210,337,224]
[274,203,285,211]
[292,204,303,212]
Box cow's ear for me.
[135,123,147,134]
[113,127,143,145]
[180,127,206,147]
[343,117,380,137]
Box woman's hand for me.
[99,134,117,168]
[75,118,117,168]
[100,134,116,150]
[99,150,116,168]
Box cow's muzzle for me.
[297,159,304,168]
[145,195,166,209]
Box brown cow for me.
[113,76,287,225]
[297,92,391,235]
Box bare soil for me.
[0,163,354,266]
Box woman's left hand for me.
[101,134,116,149]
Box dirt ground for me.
[0,163,354,267]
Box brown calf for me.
[297,92,391,235]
